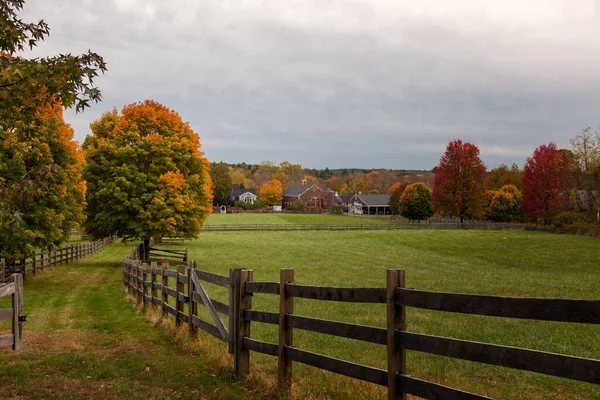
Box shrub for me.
[487,185,524,222]
[552,211,586,233]
[329,204,347,215]
[288,201,305,211]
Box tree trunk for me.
[143,238,150,262]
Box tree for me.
[488,163,523,190]
[209,162,232,206]
[487,185,524,222]
[521,143,571,224]
[259,179,283,206]
[1,0,106,261]
[399,183,433,221]
[387,182,402,194]
[83,100,213,259]
[432,139,487,222]
[570,127,600,220]
[0,103,86,261]
[388,184,404,215]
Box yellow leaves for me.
[259,179,283,206]
[160,170,186,190]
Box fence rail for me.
[0,273,23,351]
[203,222,525,232]
[1,236,117,282]
[122,249,599,399]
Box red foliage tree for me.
[521,143,572,224]
[432,139,487,222]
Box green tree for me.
[398,183,433,221]
[0,0,106,261]
[487,185,524,222]
[83,100,213,260]
[209,162,232,206]
[488,163,523,190]
[388,184,404,215]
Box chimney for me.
[302,179,307,185]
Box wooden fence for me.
[122,256,600,399]
[203,222,525,232]
[0,273,23,351]
[1,236,118,282]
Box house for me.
[230,184,257,204]
[348,193,391,215]
[282,180,335,209]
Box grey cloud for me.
[20,0,600,169]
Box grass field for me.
[204,213,391,225]
[186,229,600,399]
[0,246,267,400]
[1,229,599,399]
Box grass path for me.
[0,243,264,399]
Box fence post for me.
[151,261,158,309]
[12,273,23,350]
[188,261,198,337]
[32,252,36,276]
[229,268,240,354]
[142,263,148,311]
[40,252,44,272]
[0,258,4,284]
[162,262,169,317]
[387,269,406,400]
[278,268,294,395]
[136,261,142,305]
[235,269,253,378]
[175,265,185,327]
[53,249,57,268]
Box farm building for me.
[230,184,257,204]
[348,193,391,215]
[282,180,335,209]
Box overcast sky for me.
[20,0,600,170]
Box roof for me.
[355,194,391,206]
[283,183,322,197]
[231,184,256,197]
[335,195,353,204]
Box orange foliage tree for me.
[259,179,283,206]
[83,100,213,257]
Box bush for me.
[288,201,305,211]
[552,211,585,233]
[329,204,347,215]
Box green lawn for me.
[204,213,391,225]
[0,245,267,400]
[186,229,600,400]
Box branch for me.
[0,76,27,89]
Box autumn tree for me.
[432,140,487,222]
[521,143,571,224]
[388,183,404,215]
[0,0,105,261]
[83,101,213,259]
[488,163,523,190]
[570,127,600,220]
[487,185,524,222]
[209,162,232,205]
[399,183,433,222]
[259,179,283,206]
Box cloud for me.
[18,0,600,169]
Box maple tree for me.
[209,162,232,206]
[0,0,105,261]
[432,139,487,222]
[398,183,433,221]
[259,179,283,206]
[83,100,213,258]
[487,185,524,222]
[521,143,571,224]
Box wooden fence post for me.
[188,261,198,337]
[0,258,4,284]
[12,273,23,350]
[32,251,36,276]
[175,265,185,327]
[162,262,169,317]
[136,261,142,305]
[235,269,253,378]
[387,269,406,400]
[40,252,44,272]
[229,268,240,354]
[142,263,149,311]
[278,268,294,395]
[53,249,57,268]
[151,262,158,309]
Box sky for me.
[19,0,600,170]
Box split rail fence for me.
[123,253,600,399]
[0,273,23,351]
[1,236,117,283]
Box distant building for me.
[348,194,391,215]
[230,184,257,204]
[282,179,335,209]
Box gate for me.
[0,273,24,350]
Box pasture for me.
[204,213,391,225]
[187,229,600,399]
